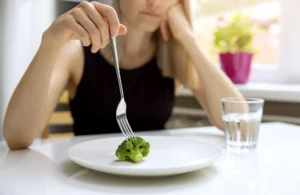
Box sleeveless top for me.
[69,45,175,135]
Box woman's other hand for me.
[43,1,127,53]
[160,0,193,42]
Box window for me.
[192,0,300,83]
[193,0,280,66]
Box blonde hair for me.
[108,0,200,92]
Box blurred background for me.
[0,0,299,140]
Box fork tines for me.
[117,114,135,139]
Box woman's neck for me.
[116,20,156,69]
[101,20,157,70]
[122,22,155,57]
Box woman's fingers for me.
[72,7,101,53]
[64,15,91,46]
[55,1,127,52]
[118,25,127,35]
[44,2,127,49]
[82,2,110,49]
[160,21,169,41]
[92,3,121,37]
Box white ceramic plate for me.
[66,136,223,177]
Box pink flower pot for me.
[220,52,253,84]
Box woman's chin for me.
[137,21,160,33]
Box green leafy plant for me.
[213,13,257,53]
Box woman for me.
[3,0,242,149]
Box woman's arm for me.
[4,1,126,149]
[164,2,243,130]
[179,33,243,130]
[3,39,79,149]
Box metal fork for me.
[109,37,135,139]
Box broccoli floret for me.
[115,137,150,163]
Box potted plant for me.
[213,13,257,84]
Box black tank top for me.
[69,45,175,135]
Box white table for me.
[0,122,299,195]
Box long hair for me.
[104,0,200,92]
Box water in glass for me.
[221,98,264,150]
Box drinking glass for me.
[221,97,264,150]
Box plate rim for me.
[66,135,224,175]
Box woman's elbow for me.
[4,136,33,150]
[210,118,225,131]
[3,127,34,150]
[215,122,224,131]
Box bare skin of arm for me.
[183,34,243,130]
[3,40,83,150]
[3,1,125,150]
[164,3,244,130]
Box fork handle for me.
[110,37,124,99]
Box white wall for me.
[279,0,300,83]
[0,0,56,140]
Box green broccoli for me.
[115,137,150,163]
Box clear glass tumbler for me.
[221,97,264,150]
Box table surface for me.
[0,122,299,195]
